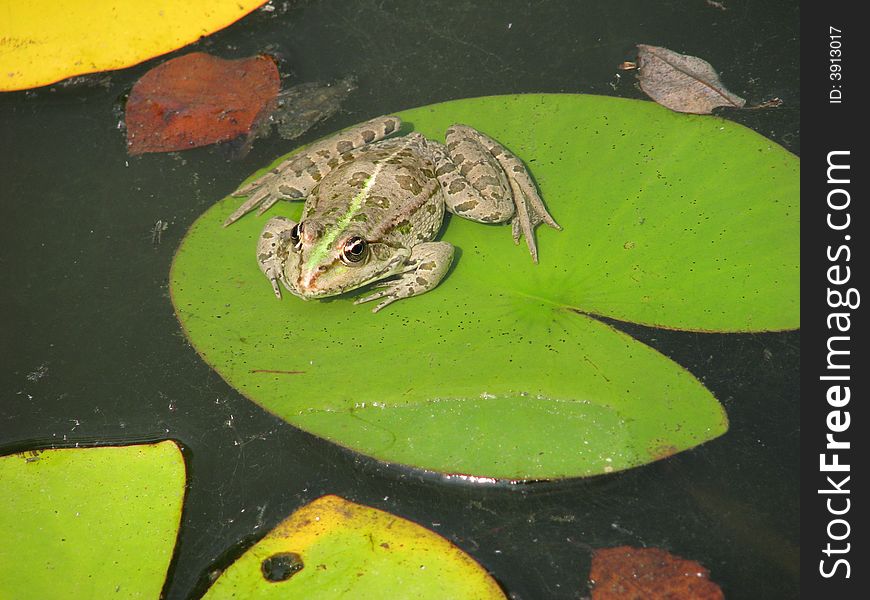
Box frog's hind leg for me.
[224,115,402,226]
[435,125,560,262]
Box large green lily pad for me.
[170,94,799,480]
[0,441,186,597]
[203,495,506,599]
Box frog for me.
[224,115,560,312]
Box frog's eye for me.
[340,236,369,265]
[289,222,304,250]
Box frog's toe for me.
[367,280,396,289]
[511,217,522,245]
[370,298,398,313]
[509,172,561,232]
[255,195,281,216]
[265,269,283,298]
[224,185,273,226]
[502,164,560,263]
[354,288,399,312]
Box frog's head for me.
[258,216,409,300]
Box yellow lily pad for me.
[202,495,506,599]
[0,0,267,91]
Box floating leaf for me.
[0,1,267,92]
[170,94,799,480]
[272,77,359,140]
[589,546,724,600]
[126,52,280,155]
[202,495,506,599]
[0,441,185,597]
[636,44,746,114]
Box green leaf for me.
[0,441,186,598]
[170,94,798,480]
[202,495,506,599]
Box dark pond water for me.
[1,1,799,598]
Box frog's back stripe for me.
[305,135,415,270]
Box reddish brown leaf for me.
[636,44,745,114]
[125,52,280,155]
[589,546,724,600]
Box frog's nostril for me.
[297,268,322,292]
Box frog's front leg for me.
[432,125,560,262]
[224,115,402,226]
[355,242,454,312]
[256,216,297,298]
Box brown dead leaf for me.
[636,44,745,114]
[589,546,724,600]
[272,77,358,140]
[125,52,280,155]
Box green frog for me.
[225,115,559,312]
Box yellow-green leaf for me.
[0,441,186,597]
[202,495,506,599]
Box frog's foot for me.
[224,115,403,227]
[355,242,454,312]
[437,125,560,263]
[257,216,297,298]
[224,174,290,226]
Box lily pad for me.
[0,441,186,597]
[170,94,799,480]
[202,495,506,599]
[0,1,267,91]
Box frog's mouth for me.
[287,246,410,300]
[292,272,332,297]
[285,278,336,300]
[290,262,355,299]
